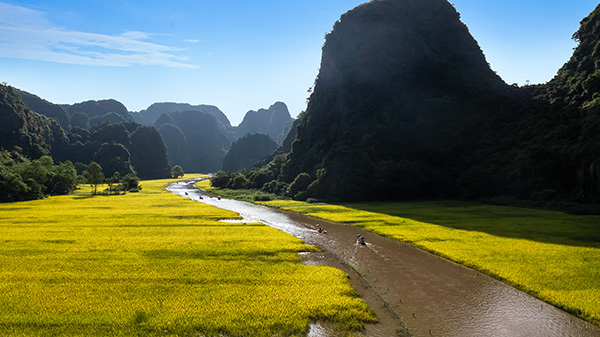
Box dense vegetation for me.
[0,176,375,336]
[2,81,297,199]
[221,133,278,172]
[0,84,172,201]
[0,152,77,202]
[0,84,70,160]
[214,0,600,211]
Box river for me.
[167,179,600,337]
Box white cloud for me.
[184,39,200,43]
[0,2,198,68]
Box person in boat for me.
[316,224,327,234]
[357,235,366,245]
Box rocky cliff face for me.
[221,133,278,172]
[273,0,600,205]
[64,99,134,128]
[236,102,294,143]
[132,102,236,142]
[155,110,229,173]
[281,0,512,200]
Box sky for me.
[1,1,599,126]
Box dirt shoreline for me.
[168,179,600,337]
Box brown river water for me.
[167,179,600,337]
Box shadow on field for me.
[339,200,600,248]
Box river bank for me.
[168,179,600,337]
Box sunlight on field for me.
[0,176,374,336]
[260,200,600,325]
[194,178,213,190]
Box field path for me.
[168,179,600,337]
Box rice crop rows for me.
[0,176,375,336]
[259,199,600,326]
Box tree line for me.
[0,150,137,202]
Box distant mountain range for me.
[133,101,294,172]
[3,87,294,174]
[1,84,170,179]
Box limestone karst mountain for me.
[236,102,294,144]
[245,0,600,206]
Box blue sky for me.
[1,1,598,125]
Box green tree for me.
[210,170,234,188]
[230,174,249,190]
[121,174,140,191]
[171,165,184,178]
[19,156,53,199]
[47,160,78,195]
[0,171,30,202]
[93,142,135,178]
[83,162,104,194]
[107,171,122,193]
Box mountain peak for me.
[237,102,294,142]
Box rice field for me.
[259,199,600,326]
[0,176,375,336]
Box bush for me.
[261,180,278,193]
[293,190,310,201]
[254,193,272,202]
[230,175,249,190]
[287,172,312,197]
[122,174,140,191]
[0,155,79,202]
[211,170,234,188]
[171,165,184,178]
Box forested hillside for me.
[221,133,278,172]
[219,0,600,209]
[16,89,71,131]
[0,84,70,160]
[280,0,514,201]
[0,84,171,197]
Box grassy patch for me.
[258,199,600,326]
[197,181,281,203]
[0,175,375,336]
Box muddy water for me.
[167,179,600,337]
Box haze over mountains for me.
[1,84,294,177]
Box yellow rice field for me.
[0,176,375,336]
[259,200,600,326]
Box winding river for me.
[167,179,600,337]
